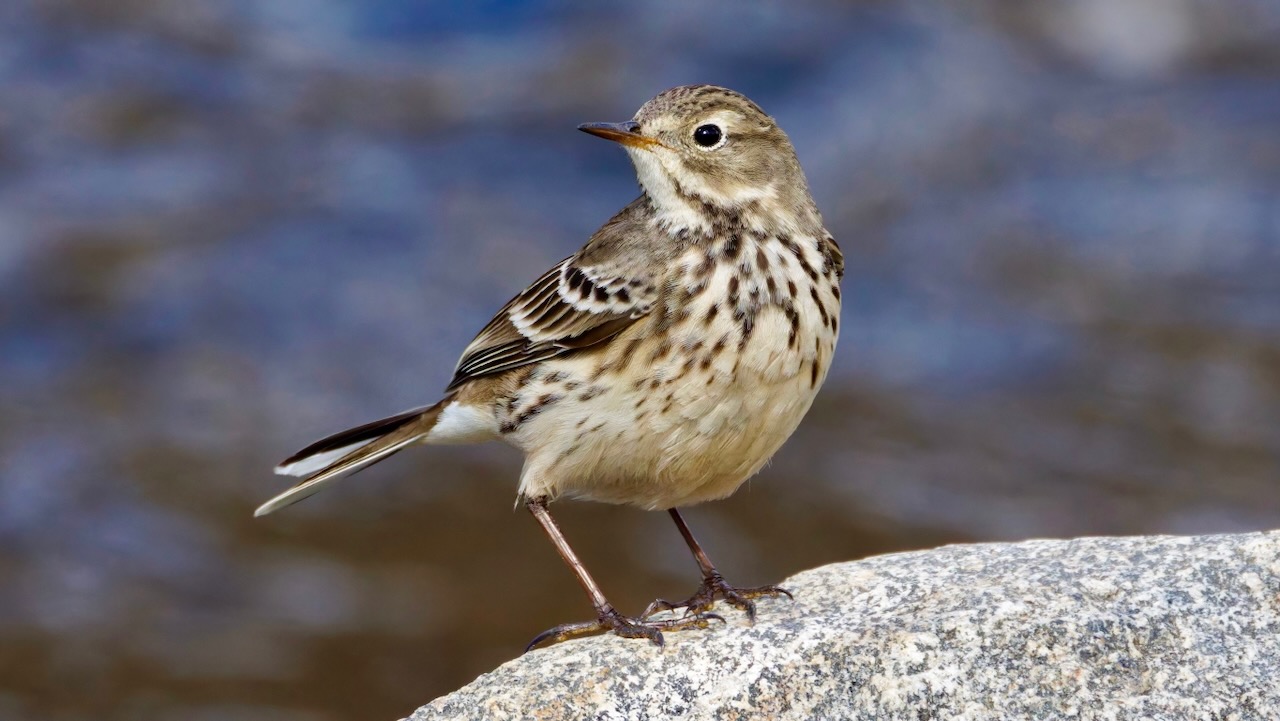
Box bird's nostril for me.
[623,121,641,134]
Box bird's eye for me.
[692,124,723,148]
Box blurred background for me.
[2,0,1278,718]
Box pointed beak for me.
[577,121,662,149]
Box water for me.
[2,1,1278,719]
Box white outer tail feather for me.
[257,400,497,518]
[255,433,427,517]
[274,440,372,478]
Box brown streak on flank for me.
[787,279,798,298]
[682,355,696,372]
[798,254,819,282]
[735,308,755,346]
[831,284,841,301]
[671,355,697,382]
[575,417,589,429]
[655,297,679,333]
[649,339,673,362]
[810,360,820,388]
[588,362,612,382]
[755,246,769,271]
[786,306,800,348]
[696,252,715,278]
[578,385,605,402]
[543,371,567,384]
[810,286,829,327]
[766,276,777,296]
[727,276,740,296]
[703,304,720,326]
[501,392,563,433]
[701,338,732,371]
[723,233,741,259]
[780,235,819,281]
[612,337,643,374]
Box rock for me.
[410,532,1280,720]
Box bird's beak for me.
[577,121,662,149]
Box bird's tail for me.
[254,399,448,517]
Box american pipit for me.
[257,85,843,649]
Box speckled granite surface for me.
[411,532,1280,720]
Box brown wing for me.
[445,255,658,391]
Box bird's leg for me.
[523,497,722,652]
[643,508,793,622]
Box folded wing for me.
[447,253,659,390]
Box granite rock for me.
[410,532,1280,720]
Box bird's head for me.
[579,85,815,231]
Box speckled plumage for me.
[259,84,841,516]
[499,198,841,510]
[259,85,842,648]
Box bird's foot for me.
[524,605,723,653]
[643,572,793,623]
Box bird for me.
[256,84,843,650]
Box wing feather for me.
[445,251,659,391]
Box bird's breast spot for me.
[737,307,805,379]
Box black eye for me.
[693,124,723,148]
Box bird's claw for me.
[524,606,723,653]
[643,573,793,623]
